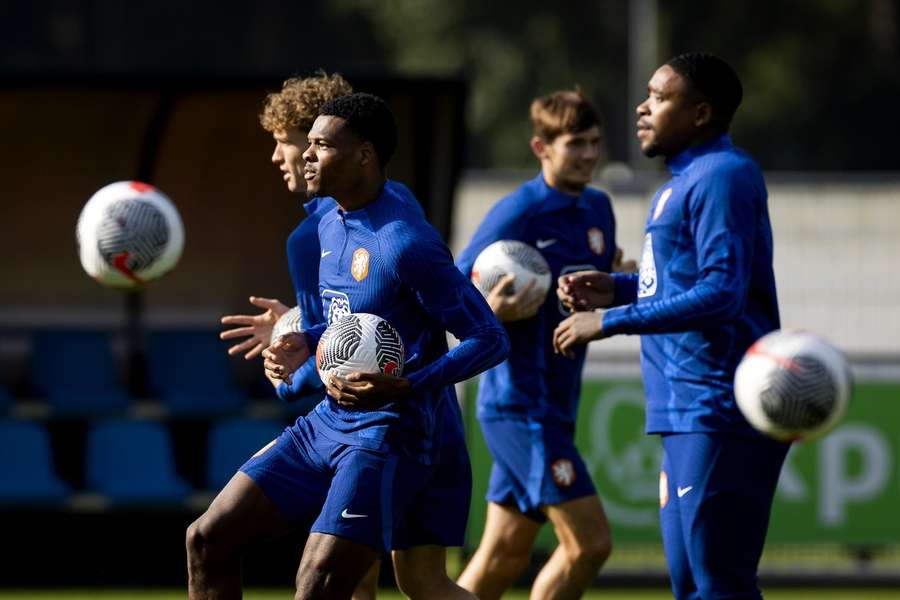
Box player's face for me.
[271,128,310,194]
[539,125,602,194]
[302,115,364,199]
[636,65,700,158]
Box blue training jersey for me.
[602,134,779,434]
[278,181,424,402]
[456,173,617,425]
[306,183,509,463]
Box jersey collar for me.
[534,172,591,213]
[303,196,325,216]
[666,133,733,176]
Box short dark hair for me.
[666,53,743,129]
[319,92,397,168]
[530,87,602,141]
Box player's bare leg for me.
[457,502,542,600]
[394,544,477,600]
[295,532,379,600]
[187,471,291,599]
[529,494,612,600]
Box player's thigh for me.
[191,470,290,550]
[392,544,446,586]
[542,494,612,554]
[658,442,699,600]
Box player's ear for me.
[694,101,713,128]
[530,136,548,160]
[359,141,375,167]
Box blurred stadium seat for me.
[29,331,130,415]
[146,330,245,415]
[85,419,191,504]
[206,418,283,491]
[0,420,70,504]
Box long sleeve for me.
[603,164,758,336]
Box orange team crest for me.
[351,248,370,282]
[587,227,605,255]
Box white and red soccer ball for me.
[734,329,852,441]
[471,240,551,318]
[316,313,405,381]
[76,181,184,289]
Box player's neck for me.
[542,171,585,197]
[334,175,386,212]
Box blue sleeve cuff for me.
[612,272,638,306]
[601,306,631,337]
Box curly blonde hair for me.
[259,72,353,133]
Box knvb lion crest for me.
[351,248,370,282]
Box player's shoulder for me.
[483,175,547,224]
[580,185,614,211]
[694,143,763,183]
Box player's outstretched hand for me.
[220,296,289,359]
[325,372,412,409]
[487,273,544,322]
[553,311,605,358]
[557,270,615,311]
[612,247,638,274]
[262,333,310,385]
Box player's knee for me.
[186,510,233,561]
[483,539,532,581]
[568,531,612,570]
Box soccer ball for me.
[316,313,405,381]
[271,306,303,344]
[471,240,551,314]
[76,181,184,289]
[734,330,852,441]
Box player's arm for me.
[402,232,510,392]
[555,165,760,354]
[273,354,324,401]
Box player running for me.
[554,53,788,600]
[456,88,632,600]
[262,92,508,599]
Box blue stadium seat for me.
[29,331,130,414]
[0,420,70,504]
[206,418,283,491]
[146,330,245,415]
[85,420,191,504]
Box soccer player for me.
[455,89,627,600]
[553,53,788,600]
[261,92,508,599]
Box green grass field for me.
[3,590,900,600]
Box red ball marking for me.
[471,270,480,284]
[111,251,145,285]
[383,361,399,375]
[315,344,323,369]
[747,340,804,374]
[129,181,155,193]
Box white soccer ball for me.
[76,181,184,289]
[471,240,551,315]
[316,313,405,381]
[734,330,852,441]
[271,306,303,344]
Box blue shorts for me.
[659,432,790,600]
[481,417,596,522]
[240,414,422,552]
[393,440,471,549]
[240,412,470,551]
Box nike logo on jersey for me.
[677,485,693,498]
[321,250,332,258]
[341,508,368,519]
[536,238,557,249]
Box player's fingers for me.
[243,342,265,360]
[227,337,258,356]
[220,326,256,340]
[250,296,288,313]
[220,315,255,326]
[489,273,516,298]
